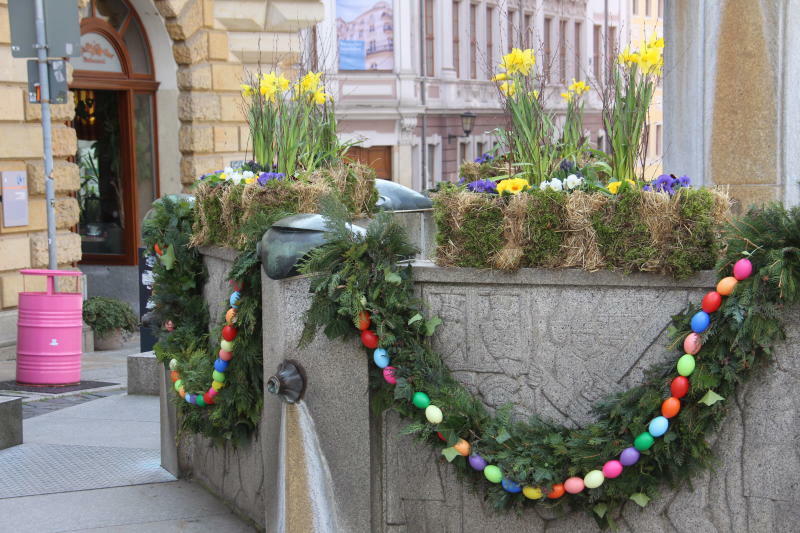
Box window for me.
[633,0,638,15]
[453,1,460,77]
[425,0,435,76]
[645,0,651,17]
[593,24,602,81]
[607,25,617,80]
[655,124,663,156]
[459,140,470,164]
[658,0,664,18]
[508,9,515,52]
[524,14,533,48]
[476,141,485,158]
[597,130,606,152]
[427,144,437,185]
[558,20,567,83]
[574,22,582,80]
[470,3,477,79]
[544,17,552,78]
[486,6,494,78]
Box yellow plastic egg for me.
[523,486,543,500]
[212,380,225,391]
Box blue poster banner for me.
[339,39,365,70]
[337,0,394,71]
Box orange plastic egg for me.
[453,439,471,456]
[716,276,738,296]
[178,387,186,398]
[225,308,237,325]
[170,371,179,383]
[547,483,565,499]
[662,397,681,418]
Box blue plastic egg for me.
[691,311,710,333]
[185,393,194,404]
[214,359,229,372]
[229,291,241,308]
[373,348,390,368]
[501,478,522,493]
[648,416,669,437]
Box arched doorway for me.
[72,0,159,266]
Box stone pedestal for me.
[0,396,22,450]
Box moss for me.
[665,189,720,278]
[523,190,566,267]
[433,186,504,268]
[592,189,658,272]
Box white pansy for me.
[229,172,244,185]
[223,166,234,174]
[539,180,550,191]
[549,177,563,192]
[565,174,583,190]
[242,170,254,179]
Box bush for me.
[82,297,138,337]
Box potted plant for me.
[82,296,139,351]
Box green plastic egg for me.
[195,396,206,407]
[220,339,235,352]
[212,370,226,382]
[412,392,431,409]
[634,432,655,451]
[174,379,183,391]
[425,405,443,424]
[169,358,178,371]
[584,470,605,489]
[484,465,502,483]
[677,354,696,377]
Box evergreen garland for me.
[300,199,800,528]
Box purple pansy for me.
[652,174,676,195]
[676,175,691,188]
[474,153,494,164]
[257,172,286,186]
[466,179,498,194]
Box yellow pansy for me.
[497,178,530,195]
[491,73,509,81]
[244,177,256,185]
[499,48,536,76]
[240,84,255,97]
[499,81,516,97]
[607,179,636,194]
[218,173,228,180]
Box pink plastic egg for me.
[683,333,702,355]
[383,366,397,385]
[219,350,233,361]
[602,460,624,479]
[564,476,585,494]
[733,258,753,281]
[208,387,218,398]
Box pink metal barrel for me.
[16,269,84,385]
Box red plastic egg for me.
[361,329,379,349]
[662,397,681,418]
[357,311,371,331]
[437,431,446,442]
[222,325,238,342]
[701,291,722,313]
[671,376,690,399]
[202,392,215,405]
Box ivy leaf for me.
[629,493,650,507]
[698,389,725,406]
[408,313,423,325]
[593,503,608,518]
[495,428,512,444]
[424,317,443,336]
[442,447,460,462]
[384,267,402,285]
[160,244,176,270]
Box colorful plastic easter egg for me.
[602,460,623,479]
[547,483,565,499]
[185,393,194,404]
[701,291,723,313]
[220,339,234,352]
[373,348,390,368]
[174,379,183,392]
[502,478,522,493]
[584,470,605,489]
[219,349,233,362]
[225,308,237,325]
[523,486,543,500]
[425,405,443,424]
[382,366,397,385]
[620,447,640,466]
[212,370,226,383]
[469,454,487,471]
[671,376,690,398]
[178,387,186,398]
[170,371,179,383]
[677,354,696,377]
[683,333,702,355]
[691,311,710,333]
[484,465,502,483]
[221,325,238,342]
[648,416,669,437]
[436,431,446,441]
[169,358,178,371]
[229,291,241,308]
[202,392,215,405]
[208,387,218,398]
[357,311,371,331]
[454,439,471,456]
[733,258,753,280]
[214,359,229,372]
[360,330,379,349]
[211,380,224,391]
[716,276,738,296]
[412,392,431,409]
[564,477,585,494]
[662,397,681,418]
[634,432,655,451]
[164,320,175,332]
[195,395,206,407]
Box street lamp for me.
[448,111,476,143]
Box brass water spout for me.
[266,360,306,404]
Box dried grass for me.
[491,194,529,270]
[560,191,608,271]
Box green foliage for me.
[300,198,800,527]
[593,189,658,272]
[523,189,566,266]
[82,297,138,337]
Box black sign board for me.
[138,247,158,353]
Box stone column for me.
[664,0,800,208]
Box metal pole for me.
[34,0,57,270]
[419,0,427,191]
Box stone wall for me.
[259,262,800,532]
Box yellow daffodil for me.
[529,90,540,99]
[240,84,255,97]
[311,89,330,105]
[499,48,536,76]
[491,73,509,81]
[497,178,530,195]
[618,46,640,66]
[607,179,636,194]
[499,81,516,97]
[560,91,573,102]
[297,71,323,94]
[259,71,291,102]
[568,79,590,95]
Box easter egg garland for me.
[299,202,800,526]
